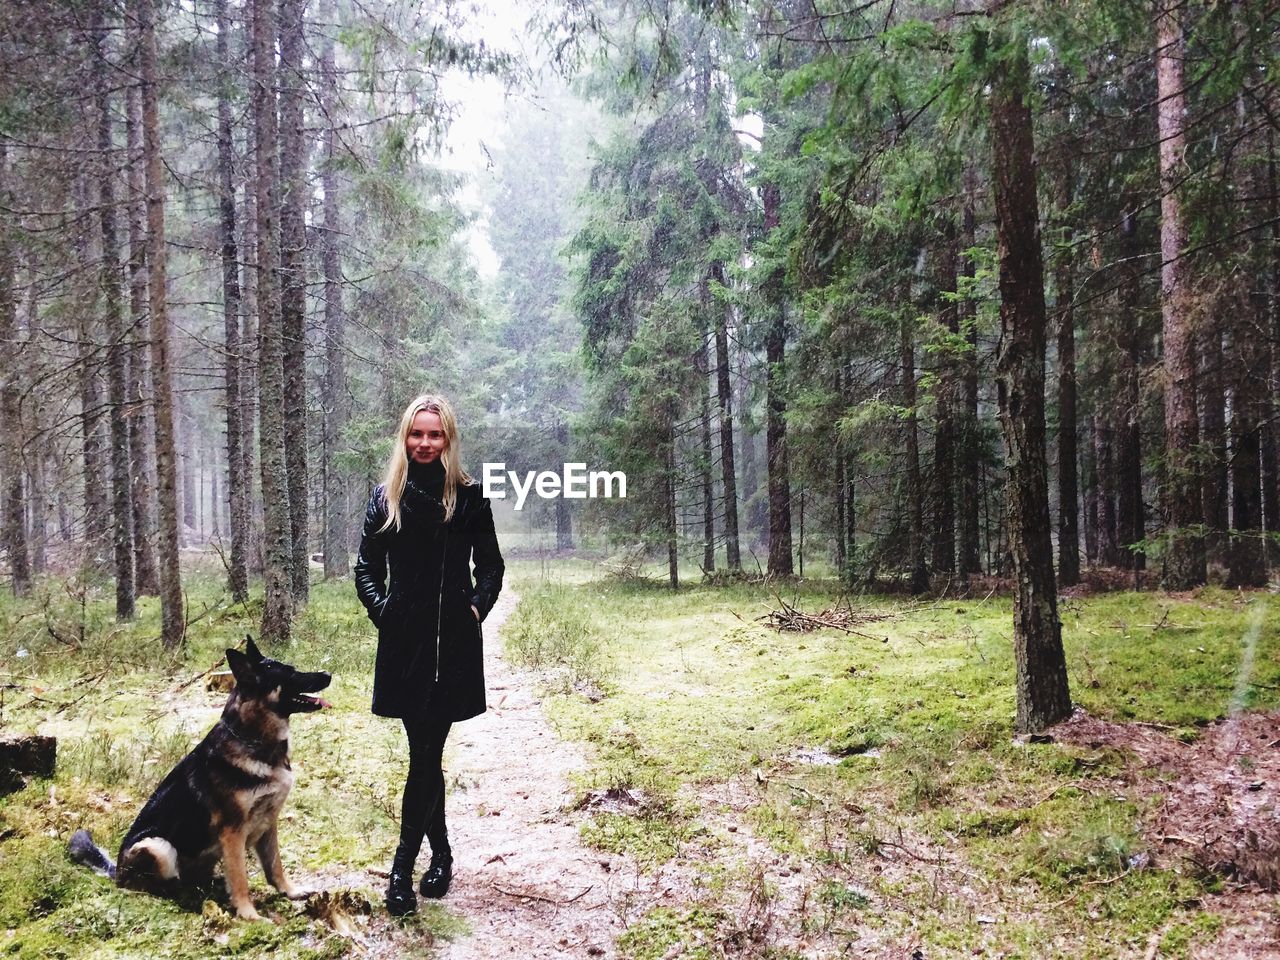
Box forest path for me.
[428,587,631,959]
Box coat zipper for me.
[434,532,447,683]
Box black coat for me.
[353,466,504,721]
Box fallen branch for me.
[490,883,592,906]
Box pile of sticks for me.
[758,596,893,636]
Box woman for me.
[354,394,504,916]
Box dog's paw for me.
[284,885,315,901]
[234,904,264,921]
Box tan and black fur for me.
[69,638,331,920]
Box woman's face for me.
[406,409,447,465]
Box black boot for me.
[419,850,452,899]
[385,843,419,916]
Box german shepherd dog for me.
[69,638,331,920]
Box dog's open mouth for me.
[289,693,332,711]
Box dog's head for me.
[225,637,332,716]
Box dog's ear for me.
[244,636,264,663]
[226,648,258,689]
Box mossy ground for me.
[2,555,1275,958]
[0,557,460,959]
[504,560,1277,958]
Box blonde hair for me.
[379,394,472,531]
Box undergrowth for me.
[0,562,463,959]
[509,564,1277,958]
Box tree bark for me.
[254,0,294,641]
[958,166,982,576]
[710,262,740,571]
[1115,214,1145,573]
[216,0,249,602]
[0,143,30,597]
[1093,414,1119,565]
[700,332,715,574]
[1226,316,1267,587]
[989,37,1071,733]
[139,0,184,648]
[240,114,261,577]
[932,226,958,576]
[1199,320,1227,557]
[1082,419,1099,565]
[76,173,109,556]
[1266,129,1280,568]
[763,181,793,578]
[1053,169,1080,586]
[1226,89,1267,588]
[319,0,349,578]
[902,317,929,594]
[93,0,135,619]
[125,69,159,597]
[666,424,678,590]
[1155,0,1206,588]
[278,0,309,603]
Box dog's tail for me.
[69,829,117,880]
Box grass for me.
[502,561,1278,958]
[0,558,463,959]
[2,553,1275,958]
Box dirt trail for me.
[431,589,635,958]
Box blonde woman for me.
[354,394,504,916]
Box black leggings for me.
[399,715,452,856]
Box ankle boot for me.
[385,843,419,916]
[419,850,453,899]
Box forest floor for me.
[1,558,1278,958]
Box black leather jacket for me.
[354,466,504,721]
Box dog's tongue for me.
[317,697,332,709]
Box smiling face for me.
[406,409,447,465]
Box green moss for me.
[616,906,722,960]
[0,573,463,959]
[509,565,1271,959]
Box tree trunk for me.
[666,425,678,590]
[1259,128,1280,568]
[763,182,793,578]
[1115,222,1145,573]
[1053,168,1080,586]
[1226,318,1266,587]
[958,166,982,576]
[93,0,135,619]
[1082,420,1098,565]
[901,317,929,594]
[254,0,293,641]
[180,403,196,539]
[319,0,349,578]
[1199,320,1227,558]
[700,332,715,574]
[1156,0,1206,588]
[0,144,30,597]
[278,0,309,603]
[240,115,261,578]
[932,226,958,576]
[76,175,109,556]
[139,0,184,648]
[1226,92,1267,588]
[1093,412,1119,565]
[989,37,1071,733]
[216,0,249,602]
[710,262,740,571]
[125,71,159,597]
[1266,130,1280,568]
